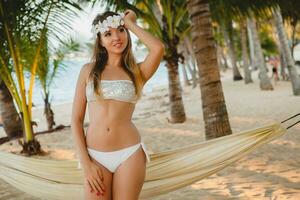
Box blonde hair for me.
[89,11,144,101]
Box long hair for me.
[89,11,144,101]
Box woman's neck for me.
[106,53,122,68]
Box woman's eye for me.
[105,32,111,37]
[119,28,125,32]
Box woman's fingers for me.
[92,178,104,194]
[95,177,105,193]
[123,9,136,23]
[86,179,93,193]
[97,169,105,190]
[90,180,98,194]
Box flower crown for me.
[92,12,125,38]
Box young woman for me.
[71,9,164,200]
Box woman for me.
[71,9,164,200]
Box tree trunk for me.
[220,46,229,71]
[0,79,23,137]
[272,19,289,81]
[273,8,300,95]
[183,36,198,87]
[178,42,191,87]
[247,17,273,90]
[166,59,186,123]
[181,62,191,87]
[186,58,198,88]
[280,52,288,80]
[240,22,253,84]
[222,21,243,81]
[187,0,232,140]
[44,93,55,131]
[216,45,226,72]
[247,18,257,71]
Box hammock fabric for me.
[0,123,288,199]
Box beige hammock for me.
[0,121,294,200]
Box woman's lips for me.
[113,42,122,48]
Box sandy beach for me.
[0,68,299,200]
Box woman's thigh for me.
[112,146,147,200]
[83,157,113,200]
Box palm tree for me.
[272,7,300,95]
[0,0,82,155]
[240,21,253,84]
[247,17,274,90]
[222,0,300,91]
[0,78,23,138]
[183,36,199,88]
[187,0,232,139]
[247,17,257,71]
[36,38,80,131]
[220,20,243,81]
[209,1,245,81]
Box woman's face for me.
[100,25,128,55]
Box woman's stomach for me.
[85,118,141,151]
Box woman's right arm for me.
[71,63,91,168]
[71,63,106,195]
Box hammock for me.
[0,114,298,200]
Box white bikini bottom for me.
[77,141,151,173]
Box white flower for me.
[102,19,108,27]
[111,15,121,28]
[106,16,113,25]
[91,13,125,36]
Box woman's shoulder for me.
[78,62,94,83]
[81,62,94,72]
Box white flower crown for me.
[91,12,125,38]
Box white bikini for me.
[77,79,151,173]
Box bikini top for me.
[85,79,138,104]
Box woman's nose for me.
[111,32,121,40]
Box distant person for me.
[71,9,164,199]
[270,56,279,85]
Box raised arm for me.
[124,10,165,84]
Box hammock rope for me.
[281,112,300,129]
[0,113,299,200]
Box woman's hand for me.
[123,9,137,28]
[83,161,106,196]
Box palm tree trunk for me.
[181,63,191,87]
[216,45,226,72]
[220,46,229,71]
[240,22,253,84]
[178,42,191,87]
[247,18,257,71]
[271,20,288,82]
[44,93,55,131]
[273,8,300,95]
[185,56,198,88]
[0,79,23,137]
[222,21,243,81]
[247,17,273,90]
[187,0,232,140]
[183,37,198,87]
[280,52,288,80]
[166,59,186,123]
[187,61,198,88]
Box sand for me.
[0,67,299,200]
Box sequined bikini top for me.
[86,79,138,104]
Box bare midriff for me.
[85,99,141,151]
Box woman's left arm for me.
[125,13,165,83]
